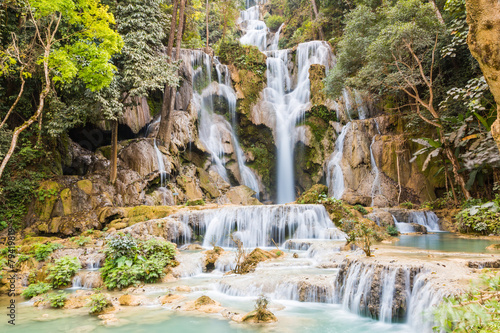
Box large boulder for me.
[218,185,261,205]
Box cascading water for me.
[240,4,333,203]
[154,139,167,187]
[326,123,351,199]
[409,211,441,232]
[171,204,346,248]
[269,23,284,51]
[191,51,260,196]
[370,120,382,206]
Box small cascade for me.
[392,215,416,233]
[333,259,444,330]
[171,204,346,248]
[269,23,284,51]
[87,258,101,271]
[154,139,167,187]
[71,275,83,289]
[370,120,382,206]
[409,211,441,232]
[326,123,351,199]
[70,271,102,289]
[240,6,267,51]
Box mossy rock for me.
[197,168,220,198]
[195,295,217,307]
[35,181,61,220]
[60,188,72,215]
[296,184,328,204]
[77,180,93,195]
[238,248,278,274]
[186,199,205,206]
[242,309,277,323]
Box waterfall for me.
[240,6,267,51]
[393,215,416,233]
[190,51,261,196]
[153,139,166,187]
[370,120,382,206]
[269,23,284,51]
[393,211,441,233]
[71,275,83,289]
[326,123,351,199]
[333,260,444,330]
[409,211,441,232]
[170,204,346,248]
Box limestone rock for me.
[219,185,261,205]
[365,209,395,227]
[119,96,150,134]
[242,309,277,323]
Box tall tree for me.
[157,0,186,148]
[0,0,122,180]
[106,0,179,184]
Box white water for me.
[153,138,167,187]
[190,51,260,196]
[269,23,284,51]
[370,120,382,206]
[172,204,346,248]
[240,6,333,203]
[393,211,441,233]
[326,123,351,199]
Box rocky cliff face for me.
[466,0,500,151]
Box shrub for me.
[455,202,500,235]
[186,199,205,206]
[46,256,81,288]
[101,235,177,289]
[400,201,414,209]
[265,15,284,31]
[72,236,91,247]
[342,219,376,257]
[386,225,399,236]
[49,291,67,308]
[353,204,368,215]
[22,282,52,299]
[34,242,63,261]
[88,293,112,314]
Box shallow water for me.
[392,232,498,253]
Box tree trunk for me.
[110,119,118,184]
[309,0,324,40]
[158,0,186,148]
[443,144,471,200]
[465,0,500,152]
[0,69,25,129]
[429,0,445,24]
[0,47,50,180]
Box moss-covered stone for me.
[35,181,61,220]
[296,184,328,204]
[60,188,72,215]
[77,179,93,195]
[309,64,327,106]
[186,199,205,206]
[197,168,220,198]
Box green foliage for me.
[217,39,267,77]
[36,188,58,202]
[46,256,81,288]
[455,202,500,235]
[88,292,112,314]
[386,225,399,237]
[400,201,414,209]
[342,219,376,256]
[186,199,205,206]
[48,291,67,308]
[434,272,500,332]
[265,15,284,31]
[21,282,52,299]
[33,242,63,261]
[353,204,368,215]
[100,234,176,289]
[255,295,270,320]
[71,236,91,247]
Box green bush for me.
[101,235,177,290]
[33,242,63,261]
[49,291,67,308]
[22,282,52,299]
[89,293,112,314]
[386,225,399,236]
[353,204,368,215]
[71,236,91,247]
[400,201,414,209]
[265,15,284,30]
[46,256,81,288]
[186,199,205,206]
[455,202,500,235]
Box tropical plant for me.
[33,242,63,261]
[455,202,500,235]
[434,271,500,332]
[387,225,399,237]
[46,256,81,288]
[88,292,112,314]
[48,291,67,308]
[21,282,52,299]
